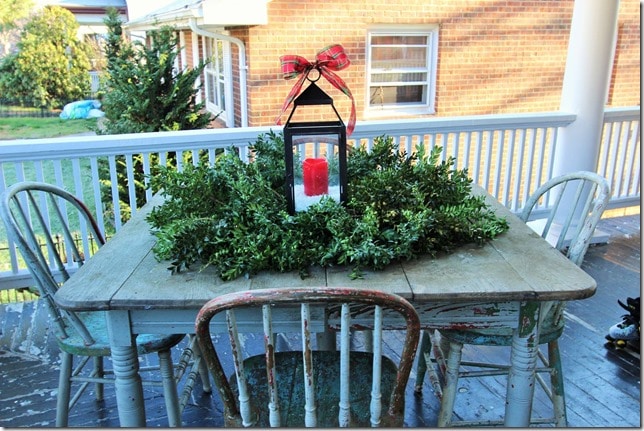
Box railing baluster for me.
[502,129,515,208]
[512,129,525,212]
[625,121,640,196]
[89,157,105,234]
[125,155,137,216]
[471,131,482,184]
[523,128,536,205]
[618,120,634,197]
[482,130,493,191]
[107,155,122,230]
[142,153,153,202]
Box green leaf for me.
[147,132,509,282]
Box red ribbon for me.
[276,44,356,136]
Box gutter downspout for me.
[189,18,249,128]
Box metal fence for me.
[0,72,103,118]
[0,101,60,118]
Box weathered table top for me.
[55,185,597,312]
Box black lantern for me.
[283,80,348,214]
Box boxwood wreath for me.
[147,132,509,280]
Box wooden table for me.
[54,186,596,427]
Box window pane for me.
[218,81,226,110]
[205,40,213,59]
[216,41,224,73]
[371,35,427,45]
[369,85,425,105]
[204,37,229,113]
[368,28,435,110]
[207,73,216,103]
[371,72,427,83]
[371,46,427,69]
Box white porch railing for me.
[598,107,641,210]
[0,107,639,289]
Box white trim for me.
[365,25,439,117]
[192,32,202,104]
[223,41,233,125]
[202,36,233,125]
[179,31,187,71]
[189,19,248,127]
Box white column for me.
[554,0,620,176]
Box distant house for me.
[40,0,127,38]
[122,0,639,129]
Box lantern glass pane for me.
[291,133,341,212]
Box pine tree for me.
[100,8,213,134]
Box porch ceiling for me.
[124,0,270,31]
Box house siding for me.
[200,0,639,129]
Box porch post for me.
[553,0,620,176]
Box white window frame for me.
[202,36,233,126]
[365,25,439,117]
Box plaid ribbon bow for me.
[276,44,356,136]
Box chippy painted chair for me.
[415,171,611,427]
[195,287,421,427]
[0,181,209,427]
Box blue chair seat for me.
[56,310,185,357]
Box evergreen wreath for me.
[147,132,509,280]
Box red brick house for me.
[124,0,640,129]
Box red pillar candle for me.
[302,158,329,196]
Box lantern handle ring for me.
[307,67,321,83]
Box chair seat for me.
[56,310,185,357]
[229,351,400,427]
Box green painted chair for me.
[195,287,421,427]
[415,171,611,427]
[0,181,209,426]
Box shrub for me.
[0,6,91,109]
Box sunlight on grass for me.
[0,117,97,140]
[1,119,102,269]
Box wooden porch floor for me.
[0,215,640,427]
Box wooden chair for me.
[0,181,209,427]
[414,171,611,427]
[195,287,421,427]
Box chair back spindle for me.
[261,304,281,426]
[1,182,105,345]
[520,171,610,267]
[196,287,420,427]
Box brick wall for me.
[608,0,640,106]
[226,0,639,128]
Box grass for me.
[1,117,101,272]
[0,117,97,140]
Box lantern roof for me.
[293,82,333,107]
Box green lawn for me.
[1,117,101,271]
[0,117,97,140]
[0,157,102,270]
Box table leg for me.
[413,330,431,394]
[107,310,147,427]
[504,301,541,427]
